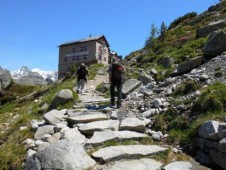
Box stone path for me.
[76,74,110,103]
[24,74,212,170]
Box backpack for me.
[111,63,124,80]
[77,67,88,78]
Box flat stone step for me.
[109,158,163,170]
[92,145,167,163]
[85,130,149,147]
[78,120,120,135]
[67,111,109,125]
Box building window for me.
[98,55,102,61]
[72,48,76,52]
[104,57,106,61]
[83,55,88,59]
[64,57,69,62]
[80,46,88,51]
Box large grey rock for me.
[159,56,173,68]
[109,158,162,170]
[164,161,192,170]
[34,125,55,140]
[209,149,226,169]
[92,145,167,163]
[67,111,108,126]
[78,120,119,135]
[218,138,226,154]
[61,127,87,143]
[198,120,219,139]
[138,71,154,85]
[25,139,96,170]
[122,79,142,98]
[43,109,66,126]
[119,118,145,133]
[203,30,226,57]
[85,130,148,147]
[218,123,226,138]
[0,66,12,90]
[176,56,202,75]
[47,132,61,144]
[197,20,226,38]
[50,89,73,108]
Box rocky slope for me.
[20,52,226,170]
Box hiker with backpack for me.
[76,63,89,94]
[108,58,125,108]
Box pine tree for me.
[145,24,158,47]
[159,21,167,39]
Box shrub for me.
[168,12,197,30]
[172,80,201,97]
[192,82,226,113]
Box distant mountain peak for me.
[11,66,58,82]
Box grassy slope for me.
[0,76,78,169]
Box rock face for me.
[203,30,226,57]
[0,66,12,90]
[196,20,226,38]
[25,140,96,170]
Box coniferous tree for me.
[159,21,167,39]
[145,24,158,47]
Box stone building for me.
[58,35,111,79]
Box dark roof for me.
[58,35,110,47]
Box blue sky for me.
[0,0,218,71]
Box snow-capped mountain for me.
[32,68,58,82]
[11,66,58,82]
[10,66,32,79]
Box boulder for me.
[25,139,96,170]
[198,120,219,139]
[176,56,203,75]
[34,125,55,140]
[197,20,226,38]
[67,111,108,126]
[0,66,12,90]
[119,118,145,133]
[61,127,87,143]
[43,109,66,126]
[203,30,226,57]
[218,138,226,154]
[159,56,173,68]
[209,149,226,169]
[50,89,73,108]
[122,79,142,99]
[138,71,154,85]
[78,120,120,135]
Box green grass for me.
[0,76,81,169]
[172,79,201,97]
[87,63,105,80]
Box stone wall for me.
[196,120,226,169]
